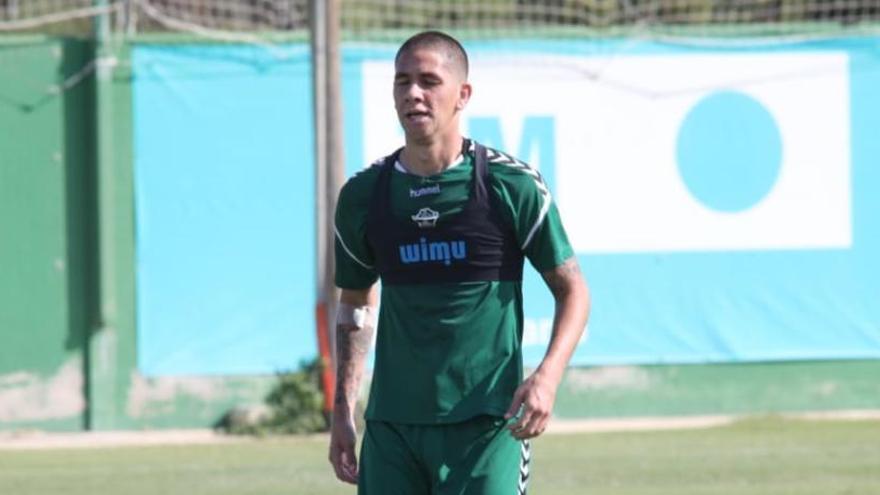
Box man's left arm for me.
[504,256,590,439]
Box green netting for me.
[1,1,879,40]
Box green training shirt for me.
[334,141,574,424]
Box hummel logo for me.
[410,184,441,198]
[411,207,440,228]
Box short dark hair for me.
[395,30,469,79]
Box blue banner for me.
[133,44,316,376]
[346,38,880,365]
[131,38,880,374]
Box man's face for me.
[393,48,470,144]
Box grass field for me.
[2,417,878,495]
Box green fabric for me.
[334,143,574,424]
[358,417,528,495]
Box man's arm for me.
[505,257,590,439]
[328,285,378,484]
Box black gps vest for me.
[365,140,524,286]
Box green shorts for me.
[358,415,530,495]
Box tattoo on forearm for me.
[334,322,375,411]
[542,257,581,298]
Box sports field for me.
[2,417,878,495]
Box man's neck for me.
[400,132,464,177]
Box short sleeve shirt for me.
[335,141,574,423]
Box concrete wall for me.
[0,38,93,431]
[0,38,275,432]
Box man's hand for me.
[504,369,559,439]
[504,257,589,440]
[328,413,359,484]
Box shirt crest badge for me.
[411,207,440,228]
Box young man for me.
[329,31,590,494]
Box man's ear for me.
[456,82,472,111]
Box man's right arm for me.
[328,285,378,485]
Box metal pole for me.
[311,0,326,299]
[311,0,333,413]
[325,0,345,375]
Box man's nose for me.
[403,83,423,102]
